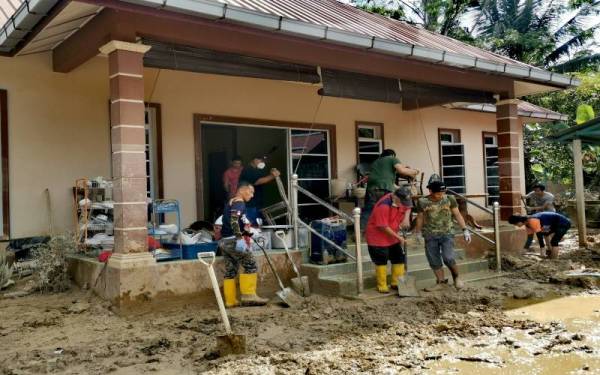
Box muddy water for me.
[426,294,600,374]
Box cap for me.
[426,180,446,193]
[393,186,413,207]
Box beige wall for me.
[0,52,519,237]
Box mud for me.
[0,231,599,374]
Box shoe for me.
[390,264,405,290]
[375,265,389,293]
[239,273,268,306]
[223,278,239,308]
[424,279,448,292]
[454,277,465,290]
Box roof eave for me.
[0,0,581,90]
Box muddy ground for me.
[1,232,600,374]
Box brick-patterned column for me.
[99,41,153,265]
[496,98,521,220]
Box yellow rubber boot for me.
[376,265,389,293]
[223,278,239,308]
[239,273,268,306]
[390,264,405,290]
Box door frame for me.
[193,114,337,220]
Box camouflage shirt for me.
[416,195,458,236]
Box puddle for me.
[426,294,600,374]
[502,292,562,310]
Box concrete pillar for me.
[100,40,154,268]
[573,139,587,246]
[496,98,521,220]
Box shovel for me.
[397,231,420,298]
[197,252,246,356]
[252,237,301,307]
[275,230,310,297]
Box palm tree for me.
[352,0,480,42]
[476,0,599,71]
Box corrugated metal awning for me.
[445,101,569,121]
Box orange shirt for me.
[526,218,542,235]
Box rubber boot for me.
[239,273,268,306]
[376,265,389,293]
[223,278,239,308]
[390,264,405,290]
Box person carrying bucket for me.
[220,184,268,307]
[365,186,413,293]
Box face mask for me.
[257,162,266,170]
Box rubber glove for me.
[235,238,248,252]
[463,229,472,244]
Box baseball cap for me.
[393,186,413,207]
[426,180,446,193]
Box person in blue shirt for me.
[220,184,268,307]
[508,211,571,259]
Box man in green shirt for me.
[415,180,471,291]
[361,149,419,229]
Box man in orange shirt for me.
[509,212,571,259]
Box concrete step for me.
[299,248,468,278]
[343,270,505,301]
[312,258,491,297]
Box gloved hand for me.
[235,238,248,252]
[463,229,472,244]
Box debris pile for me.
[0,250,14,289]
[32,235,76,293]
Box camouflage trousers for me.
[220,238,258,279]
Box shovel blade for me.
[216,334,246,356]
[290,276,311,297]
[397,275,420,297]
[276,287,303,307]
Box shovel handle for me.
[275,230,302,277]
[197,252,232,335]
[197,251,216,266]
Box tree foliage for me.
[526,72,600,189]
[476,0,600,71]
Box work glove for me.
[235,238,248,252]
[463,229,472,244]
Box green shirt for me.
[416,195,458,236]
[366,156,401,193]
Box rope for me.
[415,93,436,172]
[292,94,325,175]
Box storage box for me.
[310,219,347,264]
[162,241,218,260]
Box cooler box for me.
[310,218,347,265]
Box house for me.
[0,0,573,307]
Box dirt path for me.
[1,232,599,374]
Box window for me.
[0,90,8,238]
[483,133,499,206]
[145,106,159,199]
[290,129,331,221]
[439,129,465,194]
[356,122,384,176]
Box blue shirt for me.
[531,212,571,232]
[221,200,246,237]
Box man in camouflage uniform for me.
[220,184,268,307]
[414,180,471,291]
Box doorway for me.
[201,123,288,221]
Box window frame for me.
[0,90,8,239]
[482,131,499,206]
[355,121,384,176]
[438,128,466,194]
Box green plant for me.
[0,251,13,288]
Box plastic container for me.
[163,241,218,260]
